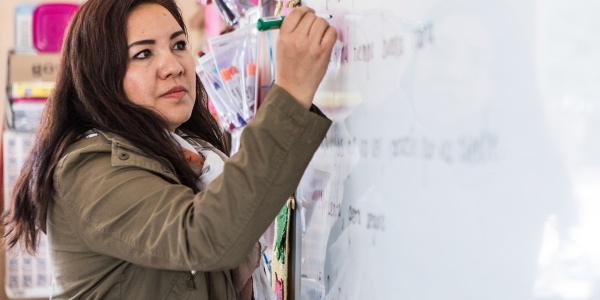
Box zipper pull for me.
[187,271,197,290]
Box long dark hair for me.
[2,0,228,253]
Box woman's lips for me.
[162,90,186,99]
[161,86,187,99]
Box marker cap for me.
[229,65,239,75]
[246,62,256,76]
[257,16,284,31]
[220,69,232,81]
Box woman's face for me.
[123,3,196,132]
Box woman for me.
[2,0,336,298]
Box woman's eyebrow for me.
[128,39,154,49]
[127,30,185,49]
[170,30,185,40]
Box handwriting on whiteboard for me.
[319,130,500,165]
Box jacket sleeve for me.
[52,84,332,271]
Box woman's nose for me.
[158,52,184,79]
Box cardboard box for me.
[8,52,60,82]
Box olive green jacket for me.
[47,85,331,299]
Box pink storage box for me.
[32,3,79,53]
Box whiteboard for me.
[294,0,600,299]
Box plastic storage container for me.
[32,3,79,53]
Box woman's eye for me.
[174,40,187,51]
[133,49,151,59]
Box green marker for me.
[256,14,332,31]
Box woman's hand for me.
[274,7,338,109]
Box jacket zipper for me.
[187,270,197,290]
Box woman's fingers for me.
[308,17,332,46]
[275,7,338,108]
[279,6,315,34]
